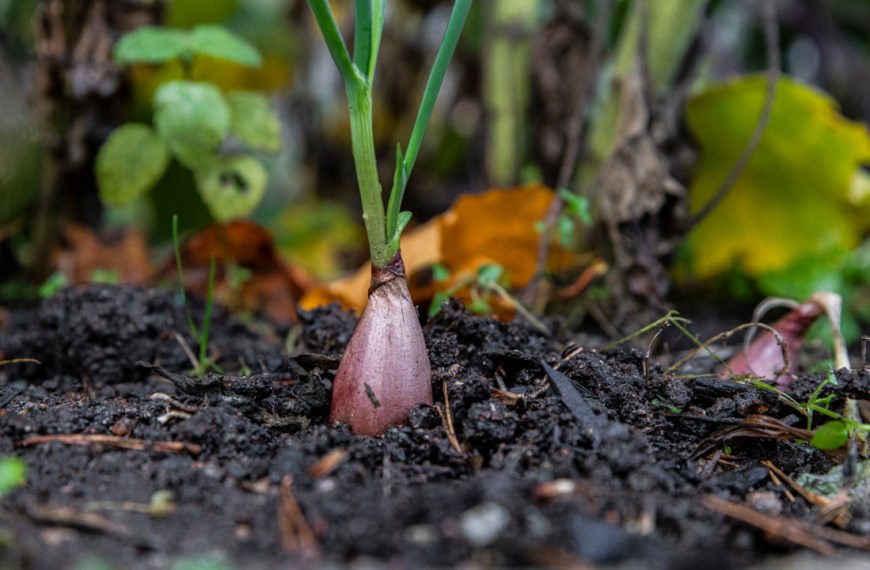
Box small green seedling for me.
[172,215,222,376]
[557,189,592,247]
[603,310,700,354]
[429,263,549,334]
[535,188,592,248]
[36,269,122,297]
[38,272,68,299]
[751,371,870,451]
[429,263,504,317]
[750,372,837,431]
[96,25,281,222]
[651,398,682,414]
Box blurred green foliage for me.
[683,76,870,339]
[114,24,262,67]
[0,456,26,496]
[685,77,870,279]
[1,0,870,331]
[97,124,170,206]
[270,201,363,278]
[97,25,280,222]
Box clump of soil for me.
[1,285,867,568]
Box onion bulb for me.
[329,252,432,435]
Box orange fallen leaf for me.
[55,225,153,285]
[300,218,440,311]
[161,221,313,324]
[300,183,570,314]
[439,183,556,287]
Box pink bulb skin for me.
[329,254,433,436]
[725,300,823,389]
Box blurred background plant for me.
[1,0,870,344]
[98,23,282,224]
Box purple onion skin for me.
[725,300,823,389]
[329,252,433,435]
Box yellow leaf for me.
[684,76,870,279]
[191,55,291,92]
[128,56,290,119]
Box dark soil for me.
[1,285,868,569]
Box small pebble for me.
[404,524,438,547]
[111,418,132,437]
[459,501,510,547]
[748,490,782,515]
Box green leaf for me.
[194,156,267,222]
[386,144,408,249]
[89,268,120,285]
[388,211,412,247]
[154,81,230,167]
[558,188,592,226]
[468,297,492,315]
[432,263,450,282]
[428,291,450,317]
[810,420,849,451]
[557,216,576,247]
[169,553,234,570]
[476,264,503,286]
[308,0,356,84]
[756,247,848,301]
[191,24,262,67]
[114,24,262,68]
[114,26,189,65]
[683,76,870,279]
[38,272,67,299]
[96,123,169,205]
[226,91,282,151]
[796,460,870,498]
[0,456,26,496]
[352,0,374,79]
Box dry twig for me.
[17,433,202,456]
[703,495,837,556]
[0,358,41,366]
[704,494,870,554]
[526,1,614,304]
[277,476,319,558]
[689,0,780,228]
[762,460,851,528]
[27,503,131,536]
[666,322,788,378]
[436,382,464,456]
[692,415,812,460]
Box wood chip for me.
[307,449,349,478]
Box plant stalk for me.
[347,83,389,267]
